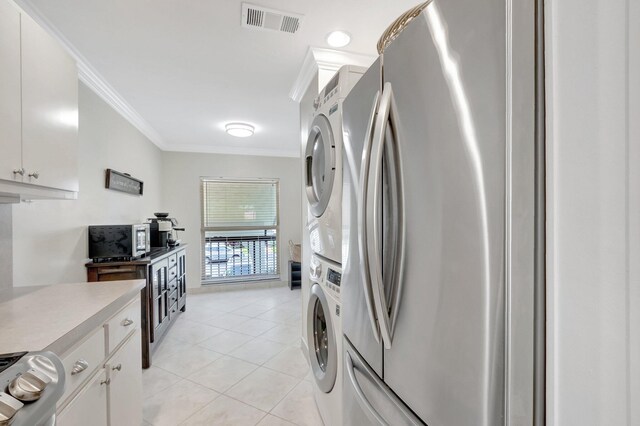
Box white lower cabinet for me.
[56,298,142,426]
[106,331,142,426]
[56,369,108,426]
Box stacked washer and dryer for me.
[303,65,364,426]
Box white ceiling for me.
[20,0,420,157]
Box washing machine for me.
[307,254,342,425]
[305,65,365,265]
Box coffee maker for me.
[148,213,176,248]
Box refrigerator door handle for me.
[358,90,382,343]
[346,351,389,426]
[366,82,406,350]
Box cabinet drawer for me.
[167,277,178,294]
[168,254,177,268]
[168,289,178,308]
[92,265,145,282]
[169,301,178,320]
[105,298,140,354]
[168,265,178,282]
[60,327,105,407]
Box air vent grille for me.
[280,15,300,33]
[242,3,303,35]
[246,8,263,27]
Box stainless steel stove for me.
[0,352,65,426]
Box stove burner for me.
[0,352,27,374]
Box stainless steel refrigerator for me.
[341,0,544,424]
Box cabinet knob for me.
[121,318,134,327]
[12,168,24,176]
[71,359,89,375]
[28,171,39,179]
[112,364,122,372]
[100,378,111,386]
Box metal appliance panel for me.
[341,58,383,377]
[381,3,507,425]
[343,338,423,426]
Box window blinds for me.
[200,178,280,283]
[201,179,279,231]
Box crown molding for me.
[163,143,300,158]
[289,47,376,102]
[288,49,319,103]
[12,0,168,150]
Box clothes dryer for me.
[305,65,365,265]
[307,255,342,426]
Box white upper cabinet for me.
[21,13,79,192]
[0,0,79,201]
[0,0,22,183]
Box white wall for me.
[0,205,11,289]
[160,152,301,289]
[11,82,163,287]
[546,0,639,423]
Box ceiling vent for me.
[241,3,303,34]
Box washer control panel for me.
[325,267,341,297]
[309,256,341,300]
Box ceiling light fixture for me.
[225,122,255,138]
[326,30,351,48]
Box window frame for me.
[200,177,280,284]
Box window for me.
[201,178,279,283]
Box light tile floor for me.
[142,286,323,426]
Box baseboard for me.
[187,279,288,294]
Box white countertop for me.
[0,280,145,355]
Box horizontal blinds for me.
[201,178,280,283]
[202,179,278,230]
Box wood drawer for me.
[167,277,178,294]
[60,327,105,407]
[90,265,146,282]
[168,301,178,320]
[105,297,140,354]
[168,253,178,268]
[168,265,178,282]
[168,289,178,308]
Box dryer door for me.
[305,114,335,217]
[307,282,338,393]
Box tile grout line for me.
[143,287,308,425]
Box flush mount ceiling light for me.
[326,30,351,48]
[225,122,255,138]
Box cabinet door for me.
[21,13,78,192]
[57,369,108,426]
[178,249,187,300]
[0,0,22,182]
[107,331,142,426]
[150,259,168,341]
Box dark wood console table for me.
[86,245,187,368]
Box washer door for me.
[305,114,335,218]
[307,283,337,393]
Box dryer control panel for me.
[314,72,340,111]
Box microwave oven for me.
[88,224,150,261]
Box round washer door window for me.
[307,283,337,393]
[305,114,335,218]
